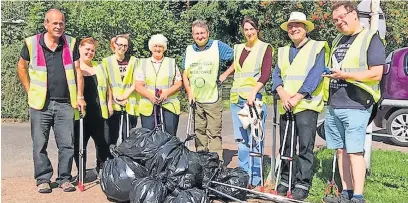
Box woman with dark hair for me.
[74,37,112,178]
[220,16,273,187]
[102,34,139,146]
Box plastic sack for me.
[145,136,182,176]
[213,167,249,200]
[130,176,167,203]
[194,151,220,186]
[100,156,148,202]
[164,188,209,203]
[114,128,173,164]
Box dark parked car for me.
[374,47,408,146]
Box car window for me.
[385,52,393,64]
[404,53,408,76]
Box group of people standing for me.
[18,2,385,203]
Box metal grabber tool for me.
[185,101,196,147]
[78,113,85,192]
[323,152,340,201]
[116,105,126,146]
[272,112,295,199]
[248,103,265,192]
[154,89,165,132]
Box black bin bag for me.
[213,167,249,200]
[129,176,167,203]
[164,188,209,203]
[100,156,148,202]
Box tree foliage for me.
[2,1,407,120]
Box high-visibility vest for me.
[184,40,220,103]
[230,40,272,103]
[102,55,139,116]
[323,28,380,102]
[25,34,77,110]
[277,39,330,115]
[74,61,110,120]
[138,57,180,116]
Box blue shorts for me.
[324,106,372,153]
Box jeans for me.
[74,113,110,174]
[108,111,137,145]
[140,107,180,136]
[231,97,267,186]
[279,110,318,190]
[29,100,74,186]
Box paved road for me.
[2,107,406,202]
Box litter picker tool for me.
[323,152,340,200]
[185,101,196,147]
[78,113,85,192]
[116,105,126,146]
[154,89,165,132]
[248,101,265,192]
[272,112,295,199]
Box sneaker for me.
[292,187,309,201]
[276,184,289,196]
[59,181,76,192]
[323,195,351,203]
[350,197,364,203]
[37,183,52,193]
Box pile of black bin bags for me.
[100,128,249,203]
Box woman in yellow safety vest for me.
[74,37,112,178]
[220,16,273,187]
[118,34,182,136]
[102,34,139,145]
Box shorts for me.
[324,106,372,153]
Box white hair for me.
[148,34,168,51]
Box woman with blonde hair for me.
[74,37,112,178]
[119,34,182,136]
[102,34,139,145]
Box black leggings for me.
[108,111,138,145]
[74,114,110,173]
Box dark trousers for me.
[74,113,110,174]
[29,100,74,186]
[279,110,318,190]
[140,107,179,136]
[108,111,138,145]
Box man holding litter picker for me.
[271,12,329,200]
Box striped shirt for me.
[181,39,234,70]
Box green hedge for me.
[2,1,408,121]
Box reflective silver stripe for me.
[359,30,375,70]
[234,45,239,64]
[122,84,132,89]
[98,86,107,92]
[254,43,267,74]
[100,101,107,106]
[168,58,174,88]
[67,79,76,85]
[31,80,46,87]
[305,41,319,73]
[146,84,168,90]
[230,87,253,93]
[278,47,284,68]
[128,100,138,105]
[234,71,258,78]
[64,64,73,70]
[107,56,119,87]
[141,58,147,75]
[341,68,362,73]
[31,36,38,64]
[286,75,306,81]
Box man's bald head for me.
[44,9,65,24]
[43,9,65,38]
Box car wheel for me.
[386,109,408,147]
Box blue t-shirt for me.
[329,33,385,109]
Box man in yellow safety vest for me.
[182,19,234,160]
[323,2,385,203]
[17,9,85,193]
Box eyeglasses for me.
[332,11,353,24]
[115,43,128,49]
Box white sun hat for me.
[280,11,315,32]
